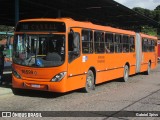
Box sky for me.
[114,0,160,10]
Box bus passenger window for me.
[148,39,152,52]
[115,34,122,53]
[122,35,129,53]
[151,40,155,52]
[68,32,80,63]
[105,46,110,53]
[94,31,105,53]
[142,38,148,52]
[105,33,114,53]
[129,37,135,52]
[82,29,93,54]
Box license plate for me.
[31,84,40,88]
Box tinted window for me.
[122,35,129,53]
[105,33,114,53]
[82,29,93,54]
[94,31,105,53]
[129,36,135,52]
[142,38,148,52]
[115,34,122,53]
[68,32,80,62]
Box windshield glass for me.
[13,34,65,67]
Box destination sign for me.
[16,21,66,32]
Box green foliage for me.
[154,10,160,23]
[133,6,160,22]
[141,26,157,36]
[133,7,155,19]
[133,7,160,23]
[155,5,160,10]
[133,5,160,36]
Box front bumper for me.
[12,75,66,93]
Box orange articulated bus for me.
[12,18,158,93]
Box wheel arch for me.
[149,60,151,66]
[125,62,130,73]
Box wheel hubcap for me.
[125,68,128,80]
[148,63,151,73]
[87,76,93,88]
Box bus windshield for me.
[13,34,65,67]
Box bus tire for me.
[122,65,129,82]
[145,62,151,75]
[83,70,95,93]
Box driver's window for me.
[68,32,80,63]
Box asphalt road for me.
[0,63,160,120]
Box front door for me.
[67,28,82,77]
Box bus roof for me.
[140,33,158,40]
[18,18,136,35]
[18,18,157,38]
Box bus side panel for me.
[96,68,123,84]
[65,75,86,92]
[130,65,136,75]
[83,54,123,84]
[81,54,106,84]
[140,52,147,72]
[140,43,158,72]
[106,53,136,77]
[149,52,157,69]
[142,52,157,71]
[119,53,136,75]
[96,53,136,84]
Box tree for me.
[154,5,160,23]
[133,7,155,19]
[132,6,160,36]
[155,5,160,10]
[133,7,145,14]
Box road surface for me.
[0,63,160,120]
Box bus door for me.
[135,33,142,73]
[67,28,82,78]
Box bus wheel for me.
[122,65,129,82]
[145,62,151,75]
[83,70,95,93]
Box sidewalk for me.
[0,86,12,96]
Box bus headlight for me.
[12,68,21,79]
[51,72,66,82]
